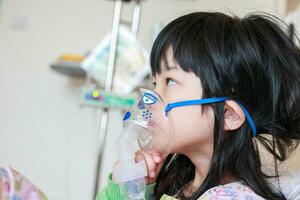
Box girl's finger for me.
[134,150,145,163]
[150,151,162,163]
[142,152,157,177]
[135,150,157,177]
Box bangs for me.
[149,12,230,78]
[150,16,198,76]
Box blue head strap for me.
[165,97,257,137]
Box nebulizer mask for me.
[113,88,174,200]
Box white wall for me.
[0,1,115,199]
[0,1,296,200]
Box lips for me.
[147,120,156,128]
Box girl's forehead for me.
[162,47,177,68]
[152,64,180,80]
[154,50,180,77]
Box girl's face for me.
[152,48,215,155]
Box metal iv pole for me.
[93,0,142,198]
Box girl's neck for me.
[178,151,210,197]
[184,144,213,187]
[184,149,238,193]
[191,164,238,188]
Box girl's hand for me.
[112,150,164,184]
[134,150,164,184]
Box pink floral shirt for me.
[161,182,265,200]
[0,166,48,200]
[199,182,265,200]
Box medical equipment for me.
[113,88,174,199]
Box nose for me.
[153,90,165,103]
[153,85,165,101]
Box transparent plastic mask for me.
[123,88,174,155]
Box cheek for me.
[170,106,215,150]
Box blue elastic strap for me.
[165,97,257,137]
[236,101,257,136]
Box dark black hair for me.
[150,12,300,200]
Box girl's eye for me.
[166,78,176,86]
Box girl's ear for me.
[223,100,245,131]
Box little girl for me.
[97,12,300,200]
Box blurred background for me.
[0,0,299,200]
